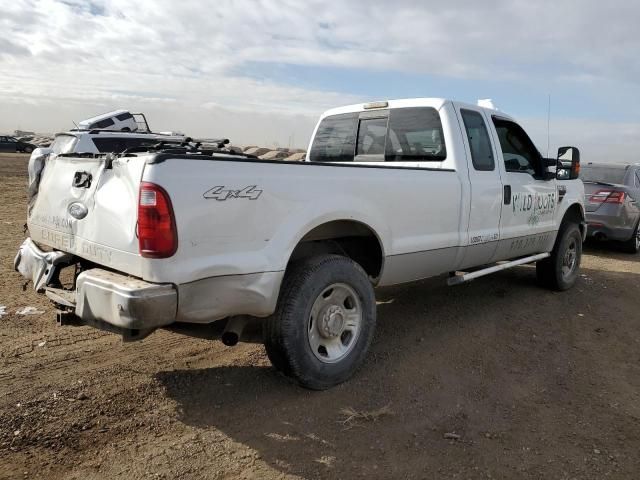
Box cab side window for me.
[91,118,115,129]
[461,109,494,171]
[116,112,134,121]
[492,117,541,176]
[385,107,446,161]
[92,137,158,153]
[92,137,126,152]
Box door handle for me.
[503,185,511,205]
[558,185,567,202]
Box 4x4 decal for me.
[203,185,263,201]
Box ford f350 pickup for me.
[15,98,585,389]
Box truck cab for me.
[308,98,584,272]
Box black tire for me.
[536,222,582,291]
[23,146,33,153]
[619,222,640,254]
[264,254,376,390]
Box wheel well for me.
[289,220,384,280]
[562,203,585,236]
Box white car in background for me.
[27,129,189,214]
[77,110,141,132]
[44,130,188,156]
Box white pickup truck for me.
[15,98,585,389]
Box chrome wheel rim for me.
[562,238,578,280]
[308,283,362,363]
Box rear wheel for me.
[536,223,582,291]
[23,146,33,153]
[619,222,640,254]
[264,254,376,390]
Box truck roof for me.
[78,109,129,126]
[320,98,514,121]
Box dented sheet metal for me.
[14,238,73,291]
[27,151,49,214]
[27,154,147,278]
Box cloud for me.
[1,0,639,151]
[0,38,31,58]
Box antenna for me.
[546,94,551,158]
[72,120,80,130]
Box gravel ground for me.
[1,153,639,479]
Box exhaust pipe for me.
[221,316,249,346]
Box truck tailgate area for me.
[28,154,146,277]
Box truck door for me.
[488,116,557,260]
[454,105,503,269]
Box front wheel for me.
[536,223,582,291]
[23,146,33,154]
[264,254,376,390]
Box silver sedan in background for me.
[581,162,640,253]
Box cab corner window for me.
[385,107,446,162]
[492,117,541,176]
[309,113,357,162]
[461,109,494,171]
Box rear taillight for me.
[589,189,626,204]
[138,182,177,258]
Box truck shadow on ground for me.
[155,265,640,479]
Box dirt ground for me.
[1,152,639,479]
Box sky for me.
[1,0,639,160]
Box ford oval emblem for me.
[68,202,88,220]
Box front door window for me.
[492,118,542,177]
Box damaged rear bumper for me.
[14,238,73,291]
[74,268,177,331]
[15,238,177,337]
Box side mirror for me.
[556,146,580,180]
[544,158,558,167]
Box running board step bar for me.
[447,253,550,286]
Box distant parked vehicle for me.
[581,162,640,253]
[42,130,188,156]
[77,110,147,132]
[0,135,36,154]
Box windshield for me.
[580,165,627,185]
[50,134,78,154]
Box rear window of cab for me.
[309,107,446,163]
